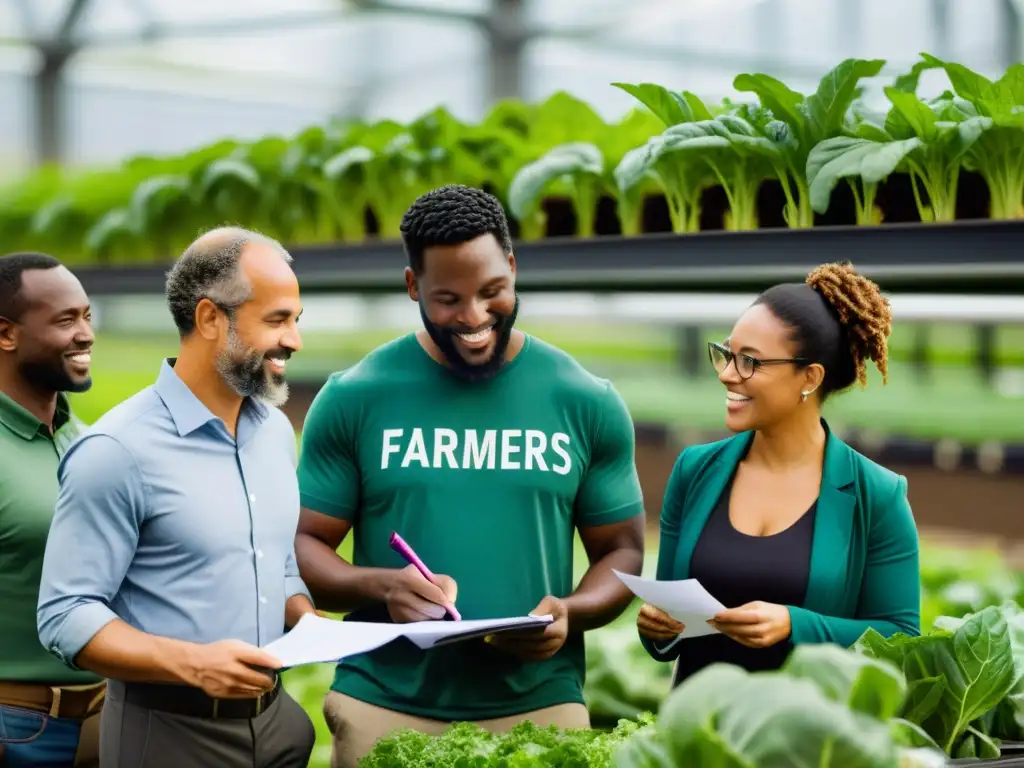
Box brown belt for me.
[0,680,106,719]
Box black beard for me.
[20,359,92,395]
[419,294,520,382]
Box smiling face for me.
[713,303,825,433]
[212,244,303,406]
[0,266,94,394]
[407,233,518,381]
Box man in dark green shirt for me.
[0,252,105,767]
[295,186,647,768]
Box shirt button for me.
[256,549,264,559]
[249,494,256,503]
[259,595,268,604]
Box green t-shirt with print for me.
[297,333,645,721]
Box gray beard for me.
[215,328,289,408]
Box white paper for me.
[262,613,554,668]
[400,615,553,650]
[614,569,727,639]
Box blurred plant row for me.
[2,53,1023,264]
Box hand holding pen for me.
[385,531,461,622]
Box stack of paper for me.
[613,569,726,639]
[263,613,553,668]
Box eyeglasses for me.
[707,341,809,381]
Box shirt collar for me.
[0,390,72,441]
[154,358,269,438]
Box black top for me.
[671,473,818,687]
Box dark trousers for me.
[99,681,315,768]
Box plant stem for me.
[617,198,643,236]
[573,180,597,238]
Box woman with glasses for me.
[636,261,921,686]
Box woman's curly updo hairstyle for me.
[753,261,893,402]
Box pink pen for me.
[389,531,462,621]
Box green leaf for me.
[733,72,807,140]
[936,601,1024,742]
[611,82,697,127]
[782,643,908,720]
[902,676,947,724]
[885,87,939,141]
[532,91,608,146]
[891,56,942,94]
[806,58,887,141]
[657,662,902,767]
[892,718,944,752]
[922,54,1024,119]
[84,208,141,262]
[507,142,604,220]
[909,606,1017,753]
[806,136,921,214]
[611,727,676,768]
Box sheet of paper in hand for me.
[263,613,554,668]
[614,569,727,639]
[399,614,553,649]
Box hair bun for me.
[805,261,893,386]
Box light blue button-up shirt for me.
[37,359,311,669]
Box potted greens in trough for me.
[1,54,1022,265]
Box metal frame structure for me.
[6,0,1020,167]
[71,219,1024,297]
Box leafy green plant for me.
[612,645,918,767]
[933,601,1024,747]
[855,603,1018,757]
[612,85,774,231]
[507,92,661,238]
[358,714,654,768]
[4,53,1024,265]
[915,54,1024,220]
[583,605,672,727]
[734,57,887,227]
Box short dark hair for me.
[165,227,291,337]
[0,252,63,321]
[399,184,514,275]
[754,261,892,402]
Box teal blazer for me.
[641,421,921,663]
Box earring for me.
[800,388,816,402]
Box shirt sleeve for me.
[276,409,313,604]
[573,382,645,527]
[788,474,922,646]
[640,448,690,663]
[37,434,148,669]
[297,376,361,520]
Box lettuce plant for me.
[506,92,661,238]
[613,645,917,767]
[856,602,1018,758]
[919,55,1024,220]
[734,57,886,227]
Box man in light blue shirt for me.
[37,227,317,768]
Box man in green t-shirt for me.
[0,252,105,767]
[295,185,647,768]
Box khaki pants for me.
[323,691,591,768]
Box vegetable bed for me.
[357,599,1024,768]
[3,54,1023,263]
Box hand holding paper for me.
[613,569,726,640]
[485,595,569,661]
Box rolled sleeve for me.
[284,549,313,603]
[37,434,147,668]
